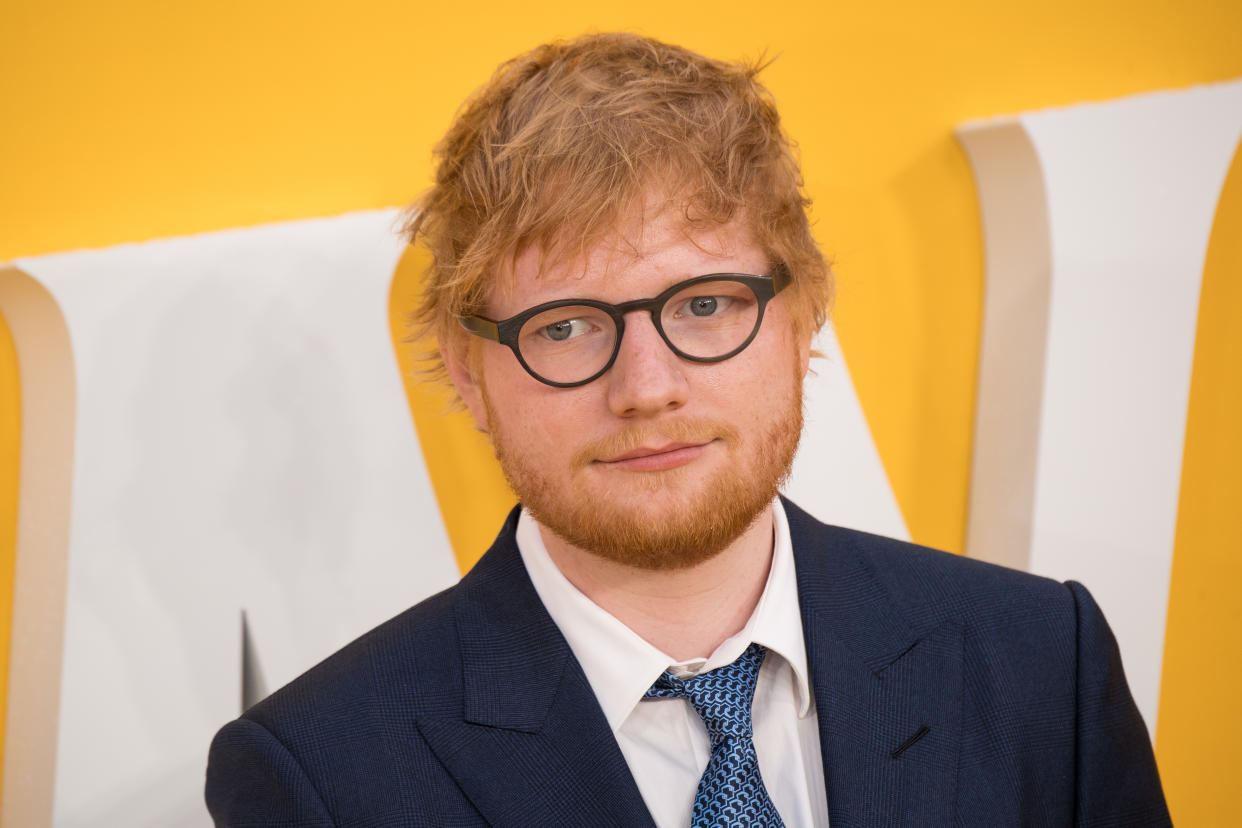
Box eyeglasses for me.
[458,269,791,388]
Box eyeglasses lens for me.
[518,306,617,385]
[660,279,761,359]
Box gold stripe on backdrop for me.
[1155,139,1242,824]
[388,246,516,575]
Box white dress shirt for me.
[516,499,829,828]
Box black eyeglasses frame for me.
[457,269,792,388]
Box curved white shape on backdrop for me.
[959,78,1242,737]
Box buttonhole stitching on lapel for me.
[875,638,922,677]
[891,725,930,759]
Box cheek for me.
[713,328,798,389]
[726,346,802,425]
[484,357,602,447]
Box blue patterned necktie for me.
[645,642,785,827]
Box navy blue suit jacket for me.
[206,499,1170,826]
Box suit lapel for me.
[786,500,963,826]
[418,500,962,825]
[417,509,655,828]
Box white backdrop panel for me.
[19,210,459,827]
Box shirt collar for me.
[516,498,814,734]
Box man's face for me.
[448,205,812,570]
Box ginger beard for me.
[480,353,805,571]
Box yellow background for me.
[2,0,1240,820]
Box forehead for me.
[489,210,767,314]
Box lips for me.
[601,442,706,463]
[596,440,715,472]
[570,418,739,472]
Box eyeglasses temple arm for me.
[771,263,793,294]
[459,315,501,342]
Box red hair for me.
[402,32,832,389]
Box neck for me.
[540,506,775,662]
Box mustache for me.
[572,417,741,469]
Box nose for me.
[606,311,690,418]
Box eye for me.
[539,317,594,341]
[681,295,735,318]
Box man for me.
[206,33,1170,826]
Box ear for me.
[443,340,491,433]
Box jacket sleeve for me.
[1067,580,1173,827]
[206,716,335,828]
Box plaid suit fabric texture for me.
[645,643,785,827]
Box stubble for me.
[482,360,804,571]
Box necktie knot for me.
[645,643,767,744]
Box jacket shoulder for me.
[206,584,471,825]
[783,499,1170,824]
[782,498,1077,638]
[245,582,463,732]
